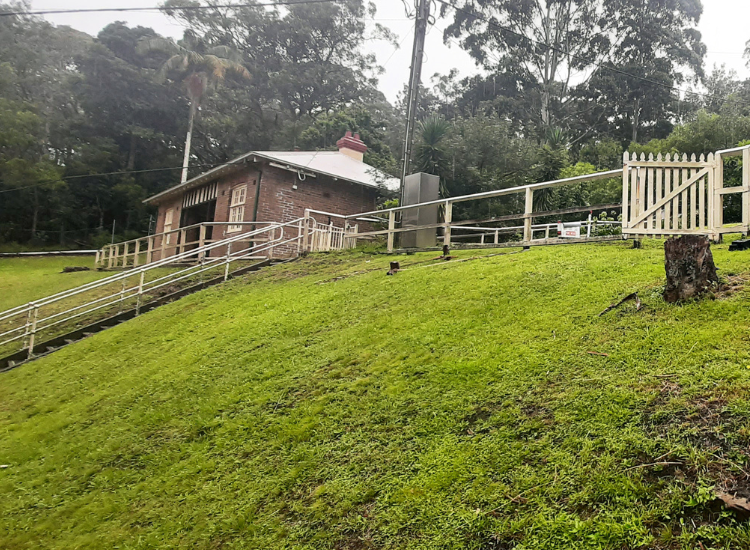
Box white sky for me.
[28,0,750,103]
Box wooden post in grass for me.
[444,201,453,250]
[387,210,396,253]
[663,235,719,303]
[523,188,533,243]
[134,240,141,267]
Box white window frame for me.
[228,185,247,233]
[164,208,174,244]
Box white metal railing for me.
[96,221,279,268]
[300,169,624,254]
[1,218,307,361]
[301,145,750,254]
[306,216,358,252]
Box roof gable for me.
[144,150,398,205]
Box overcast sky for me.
[29,0,750,104]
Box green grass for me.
[0,256,106,311]
[3,241,750,549]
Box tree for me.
[414,115,450,177]
[137,31,251,183]
[443,0,609,132]
[599,0,704,144]
[296,104,399,175]
[161,0,394,121]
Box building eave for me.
[143,151,395,206]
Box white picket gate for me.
[622,146,750,240]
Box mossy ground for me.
[3,240,750,549]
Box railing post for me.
[303,209,311,253]
[27,305,39,360]
[134,240,141,268]
[179,229,187,256]
[123,242,129,268]
[494,229,499,244]
[523,188,533,243]
[22,305,33,351]
[743,148,750,235]
[198,224,207,263]
[713,154,723,241]
[118,280,126,313]
[545,226,550,240]
[107,246,113,269]
[586,212,592,239]
[224,242,232,281]
[444,201,453,250]
[146,236,154,265]
[297,219,303,255]
[95,250,100,266]
[387,210,396,253]
[621,153,629,234]
[160,233,167,261]
[135,271,145,316]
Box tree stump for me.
[663,235,718,303]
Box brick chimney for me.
[336,131,367,162]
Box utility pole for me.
[399,0,431,205]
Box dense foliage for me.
[0,0,749,246]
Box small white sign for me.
[557,223,581,238]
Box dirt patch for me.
[461,403,502,435]
[716,274,749,299]
[641,390,750,527]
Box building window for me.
[228,185,247,232]
[164,208,174,244]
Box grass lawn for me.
[3,240,750,549]
[0,256,106,311]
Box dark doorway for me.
[180,200,216,255]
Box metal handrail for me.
[0,218,307,359]
[0,223,279,323]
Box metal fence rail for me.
[0,218,306,361]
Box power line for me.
[0,0,338,17]
[434,0,734,104]
[382,22,415,68]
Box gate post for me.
[621,152,630,235]
[711,153,723,242]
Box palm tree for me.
[137,32,251,183]
[415,115,450,176]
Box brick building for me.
[144,132,397,255]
